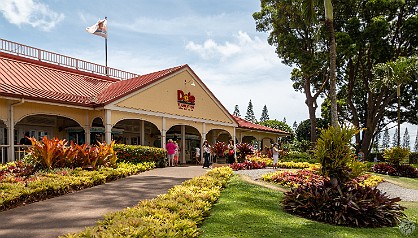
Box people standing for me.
[227,139,235,164]
[173,141,179,166]
[19,132,32,145]
[272,143,279,169]
[202,140,211,168]
[166,139,177,167]
[195,147,201,164]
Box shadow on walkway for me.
[0,166,207,238]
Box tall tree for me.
[402,128,410,150]
[372,131,381,153]
[392,128,399,148]
[283,117,287,123]
[293,121,298,133]
[323,0,338,127]
[254,0,328,143]
[373,56,418,146]
[245,100,256,123]
[382,127,391,150]
[260,105,269,122]
[332,1,418,156]
[233,105,241,117]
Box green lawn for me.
[200,175,418,238]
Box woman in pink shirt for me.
[166,139,177,167]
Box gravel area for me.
[377,182,418,202]
[234,168,418,202]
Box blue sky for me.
[0,0,416,148]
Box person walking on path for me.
[272,143,279,169]
[202,140,211,168]
[227,139,235,164]
[166,139,177,167]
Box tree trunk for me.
[324,0,338,128]
[304,77,318,143]
[325,19,338,128]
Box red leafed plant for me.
[230,160,266,171]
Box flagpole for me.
[105,16,108,76]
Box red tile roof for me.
[232,115,290,135]
[0,52,187,107]
[97,65,187,104]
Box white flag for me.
[86,18,107,38]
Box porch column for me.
[140,120,145,146]
[104,109,112,144]
[84,126,90,145]
[84,112,90,145]
[161,117,166,149]
[7,107,14,162]
[181,125,186,164]
[8,99,24,162]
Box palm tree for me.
[304,0,338,127]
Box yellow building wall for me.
[116,70,234,125]
[0,99,8,124]
[13,102,88,126]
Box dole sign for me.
[177,90,195,111]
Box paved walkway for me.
[0,166,207,238]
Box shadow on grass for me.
[200,175,410,238]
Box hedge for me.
[114,144,166,167]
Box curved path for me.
[235,168,418,202]
[0,166,207,238]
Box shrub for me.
[235,143,254,162]
[409,152,418,164]
[113,144,166,167]
[262,169,324,188]
[371,163,418,178]
[247,155,273,167]
[383,147,410,166]
[210,142,228,158]
[315,126,360,185]
[0,162,155,211]
[27,137,118,170]
[280,151,316,163]
[282,183,405,228]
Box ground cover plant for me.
[200,175,417,238]
[62,167,233,238]
[0,161,155,211]
[262,169,383,189]
[229,160,266,171]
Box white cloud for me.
[185,39,241,60]
[0,0,64,31]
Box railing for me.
[0,38,140,80]
[0,145,31,163]
[0,145,7,164]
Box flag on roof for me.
[86,17,107,38]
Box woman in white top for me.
[272,143,279,169]
[202,140,211,168]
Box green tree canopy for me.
[295,118,329,142]
[233,105,241,117]
[260,105,269,122]
[245,100,256,123]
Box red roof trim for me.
[231,115,290,135]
